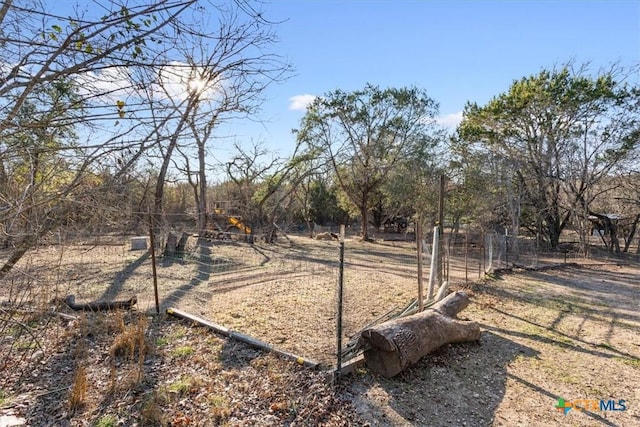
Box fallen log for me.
[361,290,480,377]
[61,295,138,311]
[167,307,320,369]
[315,231,339,241]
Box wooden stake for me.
[464,227,469,283]
[416,217,424,311]
[427,226,438,300]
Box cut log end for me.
[361,290,480,377]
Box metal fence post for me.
[148,213,160,314]
[336,225,345,380]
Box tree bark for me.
[361,291,480,377]
[623,214,639,253]
[197,137,208,237]
[360,202,369,241]
[60,295,137,311]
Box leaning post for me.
[416,216,424,311]
[427,226,439,300]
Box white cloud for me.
[288,94,316,111]
[435,111,463,129]
[75,66,135,102]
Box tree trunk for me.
[197,139,207,236]
[546,214,562,249]
[0,158,7,196]
[361,291,480,377]
[0,238,34,279]
[589,211,621,254]
[0,210,60,280]
[608,218,621,254]
[153,98,196,237]
[154,141,176,235]
[622,214,639,253]
[361,205,369,241]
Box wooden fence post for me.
[427,227,439,300]
[416,217,424,311]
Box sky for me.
[215,0,640,162]
[38,1,640,173]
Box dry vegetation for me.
[1,236,639,426]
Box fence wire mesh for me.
[0,224,612,374]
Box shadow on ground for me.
[487,264,640,316]
[100,250,150,301]
[161,240,213,307]
[350,331,538,426]
[219,339,263,370]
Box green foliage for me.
[456,63,640,245]
[296,84,441,238]
[1,77,85,236]
[308,179,350,225]
[95,415,117,427]
[171,345,194,358]
[166,375,197,395]
[381,132,445,224]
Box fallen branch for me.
[167,307,320,369]
[360,290,480,377]
[60,295,137,311]
[1,305,78,321]
[315,232,339,241]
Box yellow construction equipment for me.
[228,216,251,234]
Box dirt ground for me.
[352,262,640,426]
[0,235,639,426]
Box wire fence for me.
[0,223,627,378]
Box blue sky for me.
[41,1,640,170]
[218,0,640,161]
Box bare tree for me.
[225,141,320,240]
[0,0,289,278]
[0,0,205,278]
[142,4,291,236]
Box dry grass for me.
[109,313,149,388]
[139,394,166,426]
[68,365,87,413]
[2,237,639,425]
[109,313,148,360]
